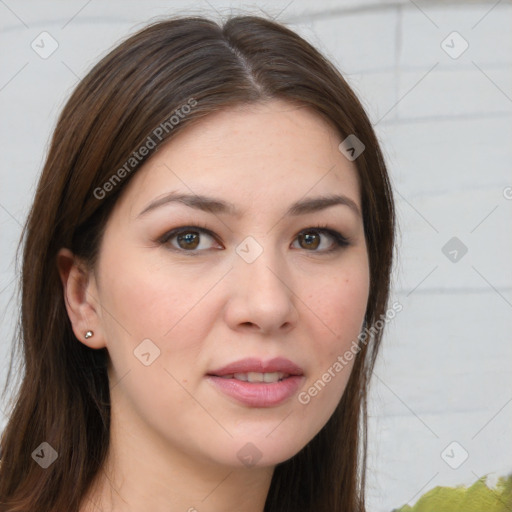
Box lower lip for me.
[206,375,304,407]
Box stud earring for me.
[84,330,94,339]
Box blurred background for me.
[1,1,511,510]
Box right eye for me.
[159,226,222,252]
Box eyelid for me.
[293,226,350,252]
[158,224,350,253]
[158,224,222,250]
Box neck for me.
[79,399,274,512]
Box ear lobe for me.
[57,248,106,349]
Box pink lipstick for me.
[206,357,304,407]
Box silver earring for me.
[84,330,94,339]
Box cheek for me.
[296,265,369,432]
[97,251,223,381]
[98,252,202,338]
[99,255,210,398]
[309,263,369,355]
[101,268,173,337]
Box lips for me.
[207,357,304,378]
[206,357,305,407]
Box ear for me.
[57,248,106,349]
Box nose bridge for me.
[236,236,289,296]
[228,235,297,331]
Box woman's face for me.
[85,99,369,468]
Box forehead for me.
[116,99,362,218]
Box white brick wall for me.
[1,1,511,511]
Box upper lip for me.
[207,357,304,377]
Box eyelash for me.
[158,223,350,255]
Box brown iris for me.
[298,231,320,250]
[177,231,200,250]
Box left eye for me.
[159,226,349,253]
[292,228,347,252]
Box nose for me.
[223,245,299,335]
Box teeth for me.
[232,372,288,383]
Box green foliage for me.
[392,474,512,512]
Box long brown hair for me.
[0,14,395,512]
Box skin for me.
[58,98,370,512]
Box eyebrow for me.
[137,191,362,219]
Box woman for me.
[0,14,395,512]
